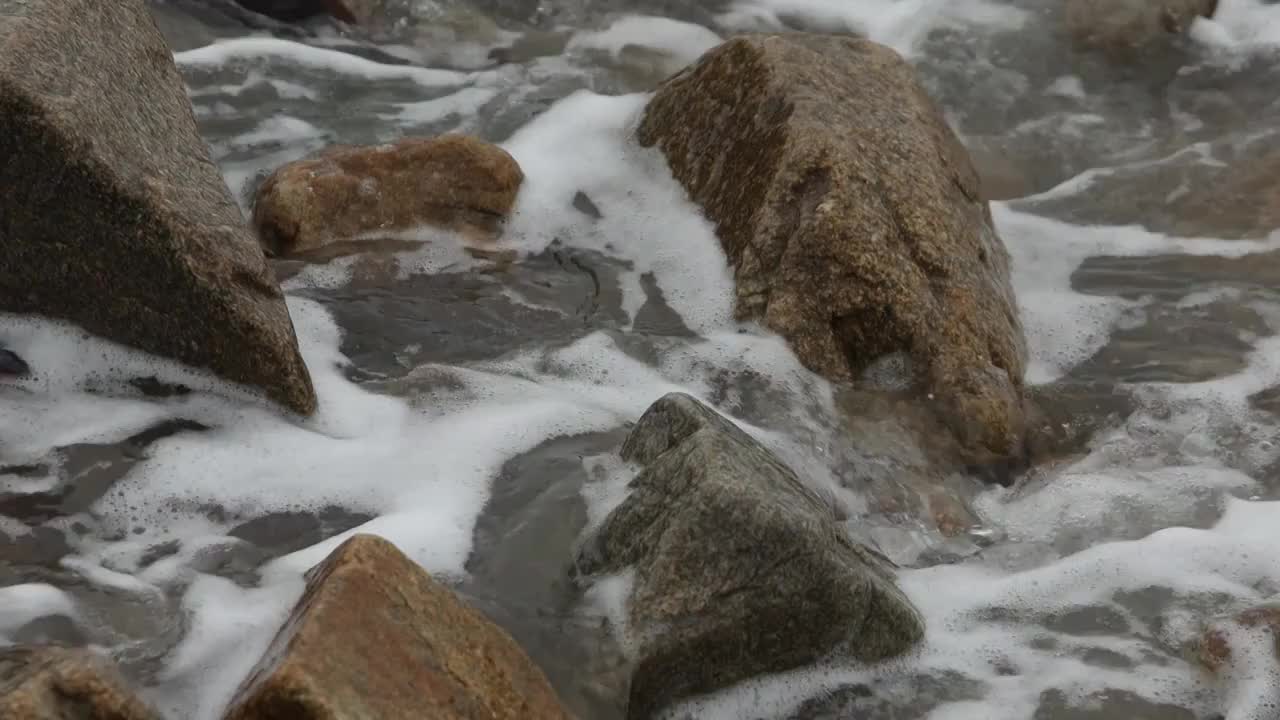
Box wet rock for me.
[1197,601,1280,674]
[230,0,371,24]
[224,534,571,720]
[0,645,161,720]
[1064,0,1217,59]
[0,0,316,415]
[253,135,524,258]
[637,34,1028,469]
[575,393,924,720]
[0,348,29,377]
[1019,133,1280,239]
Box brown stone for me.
[0,646,161,720]
[0,0,316,414]
[252,135,525,258]
[1064,0,1218,58]
[1197,603,1280,674]
[224,534,571,720]
[637,34,1029,467]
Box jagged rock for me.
[637,34,1028,468]
[0,646,162,720]
[224,534,571,720]
[253,135,525,259]
[1064,0,1218,58]
[0,0,316,414]
[575,393,924,720]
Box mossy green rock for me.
[577,393,924,720]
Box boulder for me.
[0,645,162,720]
[575,393,924,720]
[1064,0,1218,57]
[252,135,525,259]
[224,534,571,720]
[0,0,316,414]
[637,34,1028,467]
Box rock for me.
[575,393,924,720]
[252,135,525,259]
[0,645,162,720]
[231,0,373,24]
[0,0,316,414]
[0,348,29,377]
[1064,0,1218,58]
[637,34,1028,468]
[224,534,571,720]
[1020,134,1280,240]
[1196,601,1280,718]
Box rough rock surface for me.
[224,534,571,720]
[253,135,525,259]
[0,0,316,414]
[0,646,162,720]
[575,393,924,720]
[637,34,1028,466]
[1064,0,1218,57]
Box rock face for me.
[575,393,924,720]
[0,646,162,720]
[637,34,1028,467]
[1064,0,1218,57]
[0,0,316,414]
[224,534,571,720]
[252,135,524,259]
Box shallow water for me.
[4,0,1280,718]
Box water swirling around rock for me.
[3,0,1280,719]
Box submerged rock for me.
[0,0,316,414]
[230,0,372,24]
[637,34,1028,469]
[1196,600,1280,718]
[224,534,571,720]
[0,348,29,377]
[575,393,924,720]
[0,645,161,720]
[1064,0,1217,58]
[253,135,525,259]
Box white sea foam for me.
[715,0,1027,55]
[7,5,1280,718]
[567,15,722,71]
[174,37,470,86]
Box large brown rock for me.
[575,393,924,720]
[1064,0,1218,57]
[0,646,161,720]
[252,135,525,259]
[637,34,1028,466]
[224,534,571,720]
[0,0,316,414]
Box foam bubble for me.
[566,15,722,71]
[174,37,471,87]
